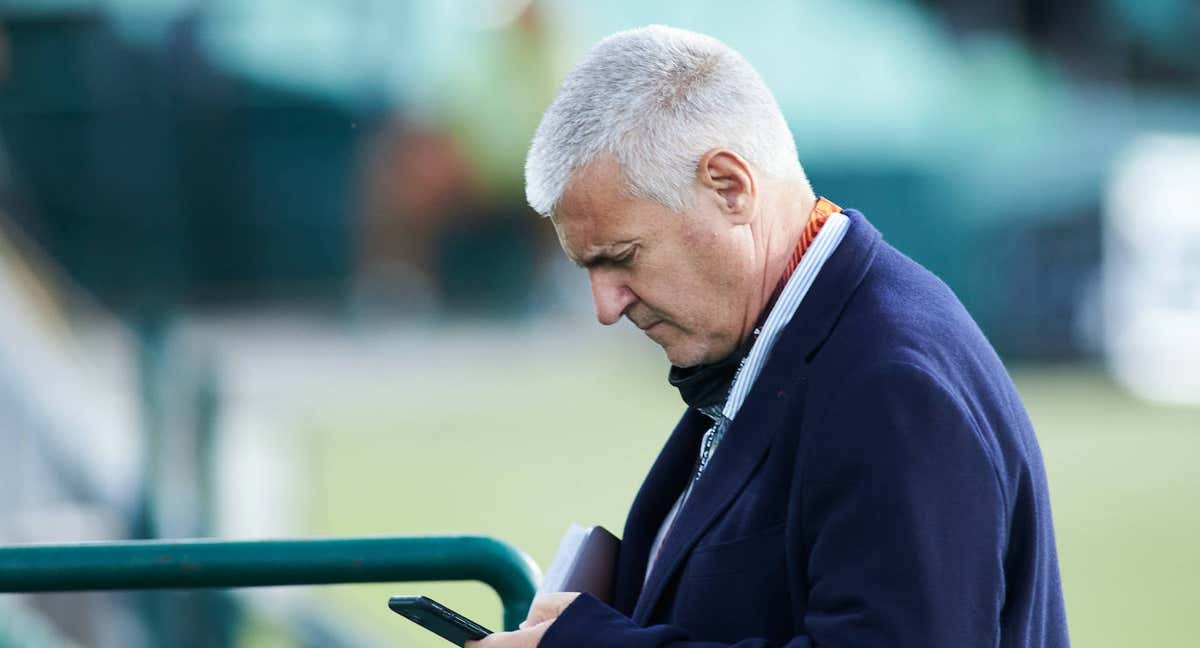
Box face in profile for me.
[552,157,756,368]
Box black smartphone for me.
[388,595,493,647]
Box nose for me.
[588,268,637,326]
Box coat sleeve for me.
[539,360,1007,648]
[538,593,814,648]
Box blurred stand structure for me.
[0,216,147,647]
[0,0,1191,347]
[0,0,1196,646]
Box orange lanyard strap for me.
[767,196,841,312]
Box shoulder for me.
[809,359,982,455]
[809,240,1009,405]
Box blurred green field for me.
[298,354,1199,647]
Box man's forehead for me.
[552,158,633,254]
[556,157,625,217]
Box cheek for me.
[679,219,721,252]
[672,224,724,284]
[648,265,725,331]
[641,221,737,322]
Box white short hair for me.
[525,25,804,217]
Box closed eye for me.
[581,245,637,269]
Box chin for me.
[664,335,739,368]
[663,343,709,368]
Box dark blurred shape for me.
[920,0,1200,84]
[170,16,362,307]
[354,118,543,318]
[0,9,363,314]
[358,122,479,289]
[423,1,559,317]
[352,2,558,319]
[969,209,1103,359]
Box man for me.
[472,25,1069,647]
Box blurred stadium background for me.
[0,0,1197,646]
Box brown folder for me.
[538,524,620,604]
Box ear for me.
[696,149,755,224]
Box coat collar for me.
[775,208,880,364]
[617,209,881,622]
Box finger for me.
[465,632,501,647]
[523,607,555,627]
[465,623,548,648]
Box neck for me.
[738,189,815,345]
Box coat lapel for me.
[631,359,805,624]
[610,409,708,615]
[628,209,882,624]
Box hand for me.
[465,593,581,648]
[519,592,581,629]
[464,619,551,648]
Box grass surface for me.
[300,357,1199,647]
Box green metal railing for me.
[0,535,540,631]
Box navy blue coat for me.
[540,210,1069,647]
